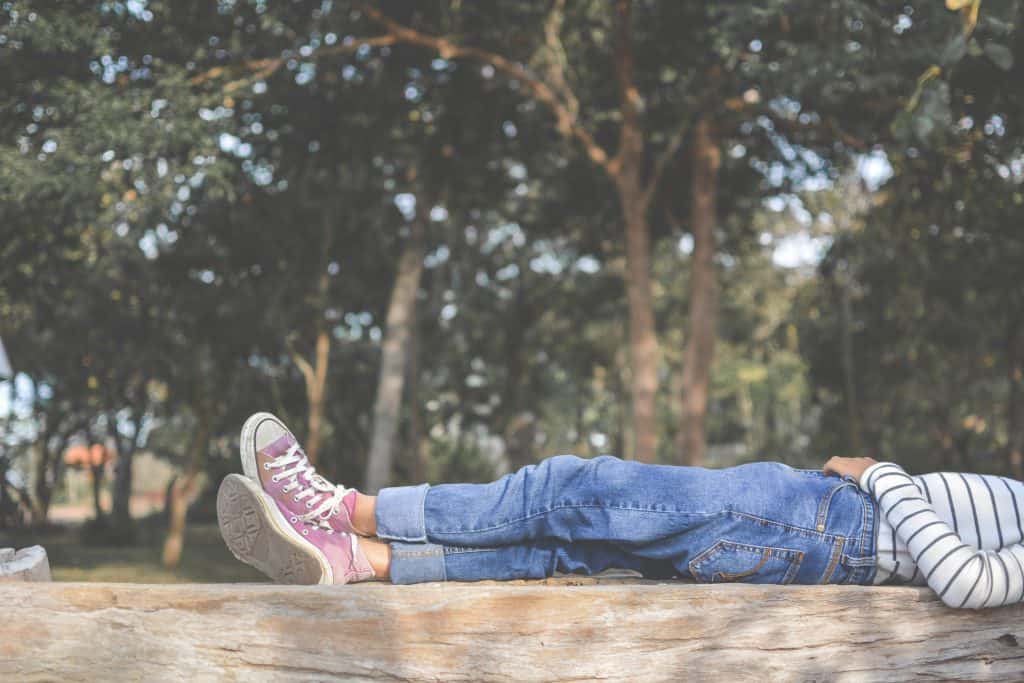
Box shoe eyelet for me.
[263,463,271,470]
[271,475,279,483]
[290,517,298,523]
[301,529,309,536]
[305,502,313,509]
[293,496,299,502]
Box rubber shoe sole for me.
[217,473,329,585]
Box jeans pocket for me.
[689,539,804,584]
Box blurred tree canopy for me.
[0,1,1021,556]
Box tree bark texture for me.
[303,327,330,467]
[404,302,426,484]
[293,206,337,467]
[620,194,659,464]
[161,409,211,567]
[111,409,146,529]
[364,224,426,493]
[89,462,105,521]
[839,271,864,457]
[31,428,68,526]
[112,459,137,527]
[677,117,720,466]
[1007,316,1024,480]
[3,581,1024,681]
[612,0,659,464]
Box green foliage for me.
[1,0,1022,540]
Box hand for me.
[822,456,878,482]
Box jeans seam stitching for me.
[431,505,719,535]
[728,510,834,540]
[393,550,444,558]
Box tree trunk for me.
[609,0,659,464]
[502,280,538,471]
[620,196,659,463]
[161,409,211,568]
[1007,316,1023,479]
[676,117,720,466]
[405,303,426,483]
[504,413,538,472]
[6,581,1024,681]
[111,447,134,527]
[364,224,426,493]
[838,270,863,456]
[303,327,330,466]
[110,446,139,531]
[297,206,337,467]
[31,466,52,526]
[0,464,8,529]
[110,397,147,527]
[612,352,628,459]
[89,463,105,522]
[31,429,64,526]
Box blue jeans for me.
[375,455,879,585]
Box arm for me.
[859,462,1024,609]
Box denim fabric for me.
[377,455,878,585]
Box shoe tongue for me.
[308,473,334,491]
[262,433,298,458]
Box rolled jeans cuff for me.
[376,482,430,542]
[388,541,446,584]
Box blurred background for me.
[1,1,1022,582]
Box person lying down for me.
[217,412,1024,609]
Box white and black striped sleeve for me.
[859,462,1024,609]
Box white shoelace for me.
[265,443,354,532]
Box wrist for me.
[858,461,892,495]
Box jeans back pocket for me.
[689,539,804,584]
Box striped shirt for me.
[861,462,1024,609]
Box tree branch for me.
[189,35,398,93]
[642,115,692,207]
[190,4,613,167]
[609,0,643,178]
[358,4,610,168]
[289,347,317,402]
[538,0,579,125]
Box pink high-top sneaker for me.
[239,412,362,535]
[217,474,375,585]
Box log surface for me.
[2,579,1024,681]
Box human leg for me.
[216,471,671,585]
[226,412,877,586]
[374,455,878,585]
[388,538,676,584]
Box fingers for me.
[820,456,879,481]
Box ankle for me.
[351,493,377,536]
[360,537,390,579]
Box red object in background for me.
[64,444,113,468]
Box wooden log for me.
[0,545,51,582]
[2,580,1023,681]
